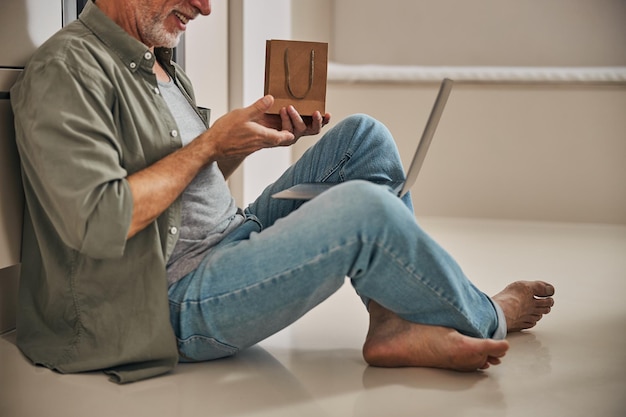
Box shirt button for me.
[144,52,152,60]
[154,87,160,95]
[129,62,137,69]
[169,226,178,235]
[170,130,178,138]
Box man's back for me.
[11,1,182,382]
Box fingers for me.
[321,112,332,127]
[244,96,299,146]
[249,95,275,117]
[246,96,332,147]
[280,105,307,135]
[279,106,331,139]
[306,110,330,132]
[279,106,295,133]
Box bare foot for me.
[492,280,555,333]
[363,302,510,371]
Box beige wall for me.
[322,83,626,224]
[292,0,626,225]
[332,0,626,67]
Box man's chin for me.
[160,33,183,49]
[145,28,183,49]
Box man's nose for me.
[189,0,211,15]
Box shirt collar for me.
[79,0,175,75]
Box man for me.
[11,0,554,383]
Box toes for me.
[495,281,555,334]
[531,281,555,297]
[522,313,544,328]
[534,306,552,315]
[487,356,502,366]
[535,297,554,307]
[534,297,554,314]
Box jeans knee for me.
[330,181,411,226]
[341,113,378,129]
[340,114,393,145]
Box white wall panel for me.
[184,0,230,119]
[228,0,293,206]
[1,0,62,67]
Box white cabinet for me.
[0,0,64,333]
[0,71,23,270]
[1,1,63,269]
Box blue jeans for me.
[168,114,506,362]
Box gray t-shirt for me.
[158,79,244,285]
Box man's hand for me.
[211,95,331,178]
[207,95,331,159]
[201,95,299,161]
[257,103,331,142]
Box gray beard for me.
[136,7,183,48]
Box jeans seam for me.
[361,236,489,337]
[173,238,358,308]
[319,152,351,183]
[172,234,484,336]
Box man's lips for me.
[173,11,191,25]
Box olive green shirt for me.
[10,1,206,382]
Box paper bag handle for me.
[285,48,315,99]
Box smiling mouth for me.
[174,11,190,25]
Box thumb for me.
[249,95,274,117]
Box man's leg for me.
[168,115,554,369]
[246,114,412,229]
[168,182,514,364]
[168,114,407,362]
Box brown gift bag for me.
[264,39,328,116]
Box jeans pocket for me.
[177,335,239,362]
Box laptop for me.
[271,78,454,200]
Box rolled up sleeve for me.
[13,58,133,259]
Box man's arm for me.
[126,95,299,238]
[216,157,246,180]
[127,96,331,239]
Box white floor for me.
[1,217,625,417]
